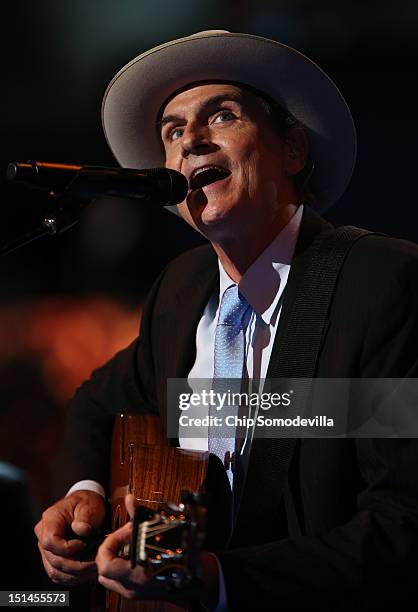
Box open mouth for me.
[189,165,231,191]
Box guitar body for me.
[107,412,208,612]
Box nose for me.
[180,122,214,157]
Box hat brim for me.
[102,32,356,212]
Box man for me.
[35,31,418,610]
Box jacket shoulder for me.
[343,231,418,280]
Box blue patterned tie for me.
[209,285,251,486]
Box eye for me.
[169,126,184,142]
[212,110,236,124]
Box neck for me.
[211,203,298,283]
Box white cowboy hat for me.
[102,30,356,212]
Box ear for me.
[284,126,309,175]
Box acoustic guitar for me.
[104,412,211,612]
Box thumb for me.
[72,496,104,537]
[125,494,137,520]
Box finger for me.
[97,521,132,567]
[98,571,181,603]
[98,575,138,600]
[96,523,149,587]
[41,545,97,577]
[96,523,132,574]
[39,546,93,586]
[72,497,105,537]
[98,556,133,581]
[37,512,86,558]
[125,494,136,519]
[97,553,149,591]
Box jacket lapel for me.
[157,256,219,380]
[155,248,219,440]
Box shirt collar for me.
[218,205,303,325]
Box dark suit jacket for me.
[58,207,418,610]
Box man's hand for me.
[96,494,219,607]
[96,494,161,600]
[34,490,106,585]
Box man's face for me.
[160,83,298,238]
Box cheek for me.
[163,143,184,172]
[232,145,285,212]
[245,154,261,199]
[164,153,177,171]
[232,148,262,200]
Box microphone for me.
[7,161,188,206]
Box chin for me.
[199,198,234,226]
[201,203,226,223]
[198,206,244,244]
[186,190,241,236]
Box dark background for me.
[0,0,417,589]
[0,0,418,572]
[2,0,418,303]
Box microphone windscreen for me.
[145,168,188,206]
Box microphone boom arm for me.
[0,191,93,257]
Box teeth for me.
[190,166,230,190]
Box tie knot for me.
[217,285,250,329]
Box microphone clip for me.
[0,190,94,257]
